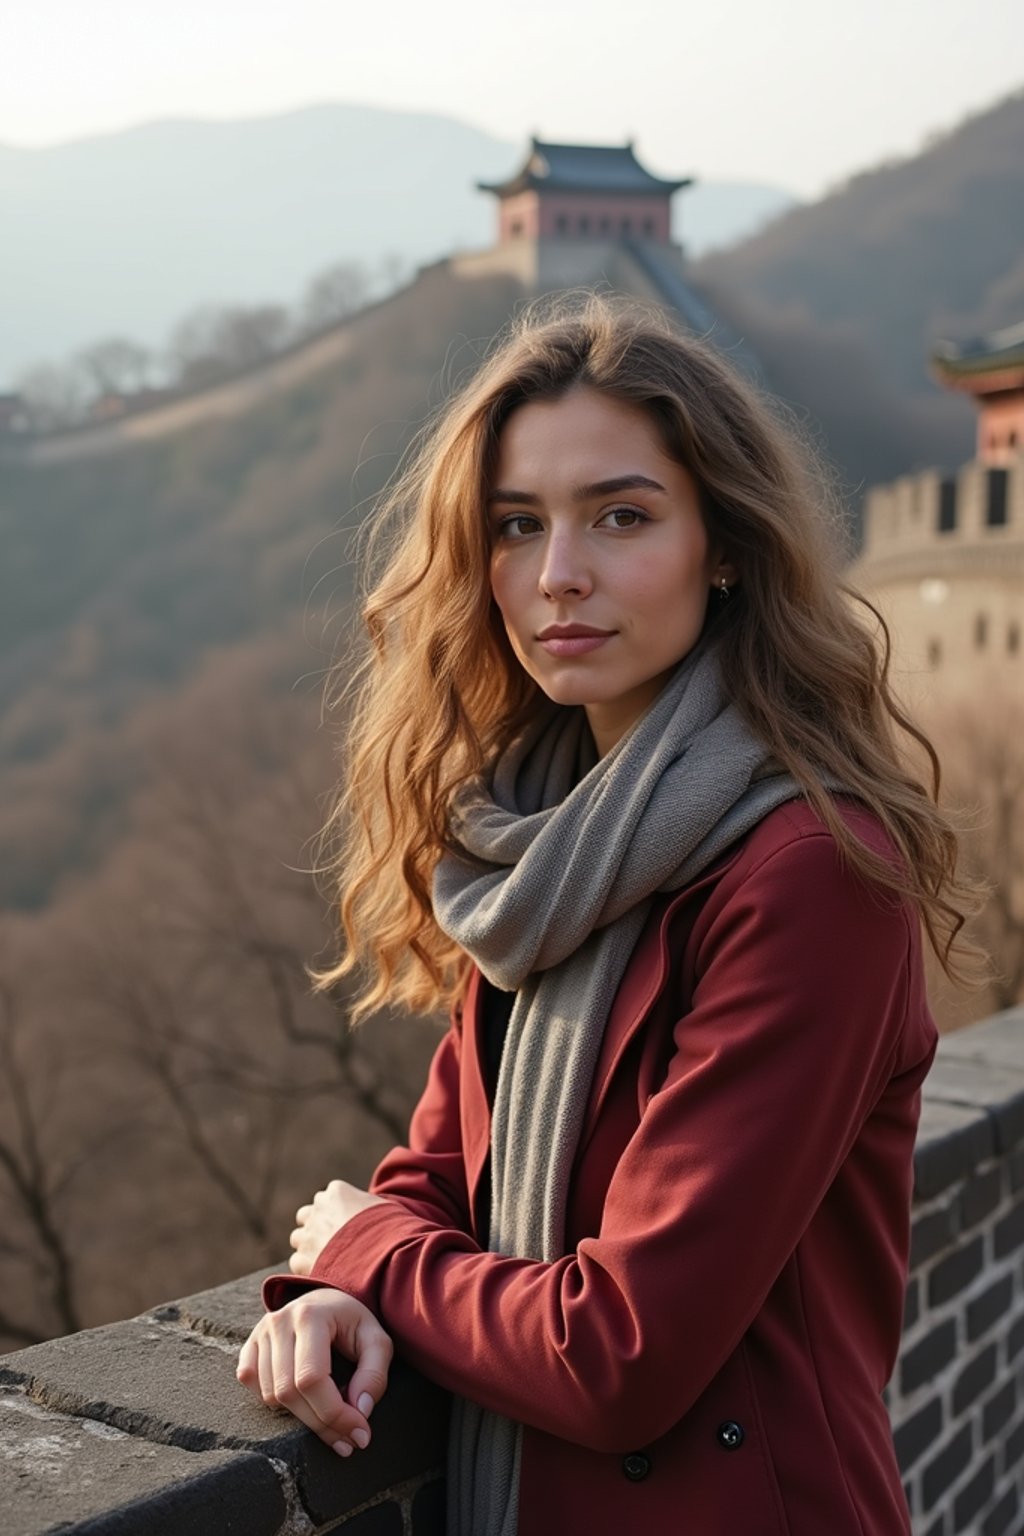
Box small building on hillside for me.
[932,322,1024,467]
[852,321,1024,707]
[477,138,691,247]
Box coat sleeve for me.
[263,832,917,1455]
[362,1000,472,1230]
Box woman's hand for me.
[290,1179,387,1276]
[236,1288,392,1457]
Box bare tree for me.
[165,303,292,388]
[0,966,85,1345]
[14,361,90,432]
[301,261,370,333]
[75,337,153,398]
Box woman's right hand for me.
[236,1288,393,1457]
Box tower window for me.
[555,214,568,235]
[599,216,610,234]
[620,217,632,235]
[643,216,655,236]
[579,215,590,235]
[975,613,988,649]
[937,477,957,533]
[986,467,1008,527]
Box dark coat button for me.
[717,1420,745,1450]
[622,1452,651,1481]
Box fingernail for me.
[357,1393,374,1417]
[351,1428,370,1449]
[332,1440,353,1457]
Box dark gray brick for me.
[1002,1415,1024,1474]
[411,1477,446,1534]
[929,1235,985,1305]
[894,1397,943,1475]
[922,1423,973,1511]
[904,1276,921,1331]
[914,1102,994,1200]
[996,1199,1024,1259]
[912,1206,956,1267]
[922,1511,948,1536]
[959,1167,1005,1229]
[968,1274,1015,1341]
[983,1485,1019,1536]
[902,1320,958,1394]
[1007,1314,1024,1364]
[0,1390,284,1536]
[983,1379,1018,1440]
[952,1343,998,1415]
[953,1456,996,1532]
[1010,1146,1024,1193]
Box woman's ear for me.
[711,560,740,593]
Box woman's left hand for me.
[289,1180,387,1275]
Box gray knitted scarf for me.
[432,640,807,1536]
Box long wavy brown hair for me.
[311,292,981,1019]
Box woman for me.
[237,295,976,1535]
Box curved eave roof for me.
[479,139,691,198]
[932,321,1024,393]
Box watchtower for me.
[478,138,691,248]
[932,323,1024,467]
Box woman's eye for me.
[600,506,647,529]
[497,515,541,539]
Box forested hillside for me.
[0,265,521,909]
[697,90,1024,394]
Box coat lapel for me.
[461,842,746,1222]
[580,845,748,1144]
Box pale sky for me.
[4,0,1022,197]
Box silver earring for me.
[718,576,731,603]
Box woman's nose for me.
[539,532,593,600]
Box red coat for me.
[265,798,937,1535]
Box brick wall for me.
[1,1005,1023,1534]
[890,1006,1024,1535]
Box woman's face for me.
[488,386,734,757]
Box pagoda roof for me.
[932,320,1024,394]
[478,138,692,198]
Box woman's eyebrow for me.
[487,474,667,506]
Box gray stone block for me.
[925,1057,1024,1152]
[915,1100,994,1198]
[0,1314,447,1527]
[146,1264,287,1343]
[939,1010,1024,1070]
[0,1389,284,1536]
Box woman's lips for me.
[538,633,614,656]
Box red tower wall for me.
[978,393,1024,465]
[497,192,672,243]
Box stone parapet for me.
[3,1008,1024,1534]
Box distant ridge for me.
[0,103,796,384]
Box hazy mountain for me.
[0,103,797,385]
